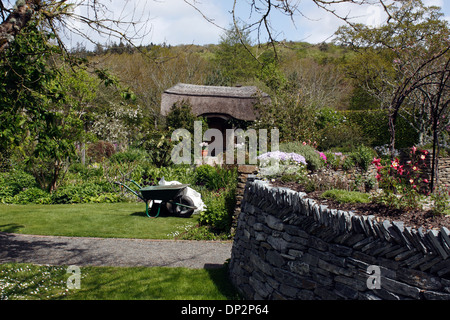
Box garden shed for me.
[160,83,270,150]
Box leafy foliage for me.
[279,142,325,172]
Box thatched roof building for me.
[160,83,269,121]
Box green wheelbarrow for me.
[115,179,196,218]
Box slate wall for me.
[229,179,450,300]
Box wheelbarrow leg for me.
[145,200,162,218]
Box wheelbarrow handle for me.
[114,181,145,202]
[126,179,143,189]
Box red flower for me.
[372,157,381,166]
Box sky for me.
[79,0,449,48]
[5,0,448,48]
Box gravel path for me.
[0,232,233,269]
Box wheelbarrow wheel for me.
[169,195,195,218]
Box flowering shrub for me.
[258,151,307,166]
[372,147,429,209]
[257,151,308,177]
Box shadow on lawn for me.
[0,223,24,233]
[130,202,192,218]
[204,263,242,300]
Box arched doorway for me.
[201,113,233,156]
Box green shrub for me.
[319,122,369,151]
[0,170,37,195]
[351,145,376,171]
[194,165,216,186]
[194,165,237,190]
[84,193,124,203]
[51,183,104,204]
[69,163,104,179]
[199,187,236,233]
[315,107,346,130]
[13,187,52,204]
[279,142,324,171]
[142,130,175,167]
[0,174,14,200]
[109,148,149,163]
[141,165,196,186]
[342,145,376,171]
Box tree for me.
[0,22,85,191]
[0,17,137,191]
[335,0,450,159]
[0,0,150,54]
[211,24,260,86]
[418,55,450,191]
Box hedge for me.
[340,109,419,149]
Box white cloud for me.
[64,0,229,48]
[145,0,228,45]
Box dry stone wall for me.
[436,157,450,188]
[229,178,450,300]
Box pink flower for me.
[391,159,399,169]
[411,146,417,154]
[424,179,429,183]
[318,152,327,161]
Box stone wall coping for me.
[246,179,450,261]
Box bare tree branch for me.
[0,0,152,55]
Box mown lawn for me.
[0,263,240,300]
[0,203,199,239]
[0,203,240,300]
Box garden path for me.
[0,232,232,269]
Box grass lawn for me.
[0,263,240,300]
[0,203,199,239]
[320,189,371,204]
[0,204,239,300]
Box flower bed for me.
[258,145,450,231]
